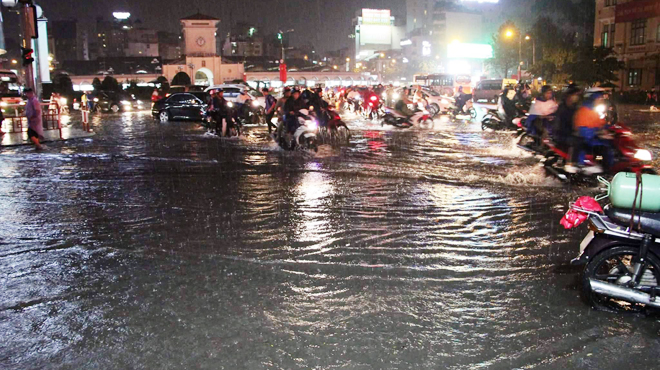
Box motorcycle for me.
[364,95,383,120]
[235,99,265,126]
[278,109,319,152]
[317,106,351,144]
[447,97,477,120]
[568,196,660,313]
[381,106,432,128]
[541,123,655,183]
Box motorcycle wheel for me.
[583,246,660,313]
[469,107,477,119]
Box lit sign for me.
[422,41,431,56]
[447,43,493,59]
[112,12,131,20]
[400,39,412,46]
[361,9,391,25]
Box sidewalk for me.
[1,116,96,147]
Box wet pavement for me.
[1,106,660,369]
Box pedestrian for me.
[24,88,44,150]
[263,87,277,134]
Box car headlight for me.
[252,100,260,107]
[19,101,25,106]
[121,100,132,106]
[0,102,7,107]
[93,98,99,102]
[59,98,68,105]
[634,149,652,161]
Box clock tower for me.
[180,13,219,56]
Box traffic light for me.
[21,47,34,66]
[277,33,282,40]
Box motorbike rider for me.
[274,87,291,139]
[497,86,518,126]
[211,89,235,137]
[347,87,362,112]
[394,88,415,118]
[525,85,558,141]
[552,85,583,173]
[283,89,306,143]
[572,91,614,174]
[454,86,468,114]
[309,88,329,126]
[263,87,278,134]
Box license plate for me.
[580,231,595,254]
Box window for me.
[604,0,617,6]
[630,19,646,46]
[628,69,642,86]
[610,24,615,47]
[201,60,206,67]
[601,24,609,47]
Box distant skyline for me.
[2,0,534,53]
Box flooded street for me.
[2,107,660,369]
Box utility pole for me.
[517,32,522,81]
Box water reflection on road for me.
[1,107,659,369]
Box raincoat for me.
[25,95,43,137]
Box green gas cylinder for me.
[607,172,660,212]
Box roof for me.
[180,13,219,21]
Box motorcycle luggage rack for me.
[569,203,648,241]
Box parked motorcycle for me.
[567,176,660,312]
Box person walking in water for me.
[25,88,43,150]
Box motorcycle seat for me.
[605,206,660,237]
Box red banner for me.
[279,63,287,83]
[616,0,660,23]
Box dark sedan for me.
[152,92,209,122]
[93,91,144,113]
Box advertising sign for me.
[616,0,660,23]
[361,9,391,25]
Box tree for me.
[487,21,520,78]
[101,76,120,91]
[565,46,624,86]
[52,73,74,96]
[171,72,191,86]
[527,17,578,83]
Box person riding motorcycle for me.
[394,88,415,118]
[210,89,235,137]
[309,88,329,127]
[283,89,306,141]
[552,85,582,172]
[454,86,468,114]
[572,91,614,174]
[525,85,558,141]
[263,87,278,134]
[497,86,518,127]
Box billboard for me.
[447,43,493,59]
[361,9,391,25]
[615,0,660,23]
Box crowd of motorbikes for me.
[478,83,660,315]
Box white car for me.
[204,84,266,108]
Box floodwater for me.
[1,106,660,369]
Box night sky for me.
[6,0,406,52]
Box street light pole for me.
[517,32,522,81]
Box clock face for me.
[196,37,206,46]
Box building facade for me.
[125,28,159,57]
[163,13,245,86]
[353,9,406,63]
[594,0,660,91]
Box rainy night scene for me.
[2,0,660,368]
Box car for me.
[204,84,266,108]
[472,79,517,103]
[93,91,145,113]
[169,85,207,94]
[152,92,209,122]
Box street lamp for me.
[505,29,533,80]
[345,57,350,72]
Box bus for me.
[412,73,473,96]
